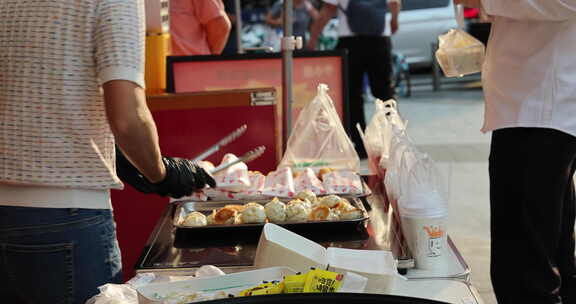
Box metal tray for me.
[172,196,370,231]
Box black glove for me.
[115,147,216,198]
[153,156,216,198]
[116,147,157,194]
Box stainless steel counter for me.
[135,175,470,281]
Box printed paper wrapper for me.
[213,153,251,192]
[233,172,267,200]
[262,167,296,198]
[294,168,326,195]
[322,170,363,195]
[204,188,243,200]
[170,191,209,202]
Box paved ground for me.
[362,75,497,304]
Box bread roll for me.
[265,198,287,223]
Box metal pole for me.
[282,0,294,147]
[234,0,244,54]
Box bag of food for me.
[358,99,406,177]
[435,5,485,77]
[279,84,360,172]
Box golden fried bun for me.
[296,190,317,205]
[182,211,207,227]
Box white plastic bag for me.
[358,99,407,177]
[383,125,417,205]
[279,84,360,172]
[397,152,449,218]
[435,5,485,77]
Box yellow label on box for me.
[283,273,307,293]
[303,269,344,293]
[239,281,284,297]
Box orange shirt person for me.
[170,0,232,55]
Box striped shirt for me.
[0,0,145,192]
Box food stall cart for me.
[133,176,483,304]
[123,2,484,303]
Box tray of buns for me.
[172,192,369,230]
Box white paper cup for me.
[400,213,448,270]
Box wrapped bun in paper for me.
[233,171,267,200]
[294,168,326,195]
[263,167,296,198]
[213,153,251,192]
[204,188,241,201]
[322,170,363,195]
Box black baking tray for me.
[194,293,449,304]
[171,197,371,248]
[172,197,370,231]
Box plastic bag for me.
[279,84,360,172]
[397,153,449,218]
[358,99,407,176]
[435,5,485,77]
[383,128,418,206]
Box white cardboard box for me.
[254,223,398,293]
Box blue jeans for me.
[0,206,123,304]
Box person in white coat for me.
[455,1,576,303]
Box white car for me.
[391,0,458,67]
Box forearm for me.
[482,0,576,21]
[389,1,400,20]
[309,5,336,48]
[265,16,283,27]
[103,80,165,183]
[206,16,231,54]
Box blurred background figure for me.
[222,0,239,54]
[170,0,232,55]
[264,0,319,50]
[308,0,401,158]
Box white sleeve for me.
[482,0,576,21]
[94,0,146,88]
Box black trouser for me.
[489,128,576,304]
[336,36,393,158]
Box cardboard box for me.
[254,223,398,293]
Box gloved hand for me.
[115,148,216,198]
[153,156,216,198]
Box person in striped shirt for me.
[0,0,214,303]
